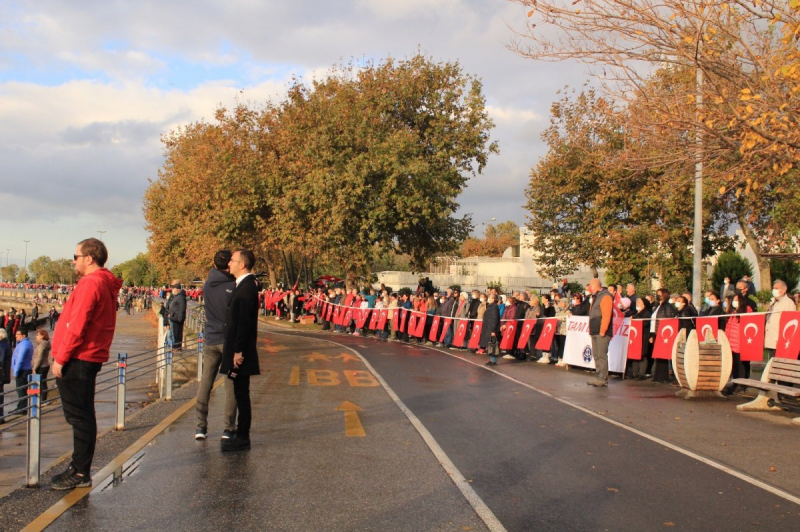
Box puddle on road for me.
[96,450,146,492]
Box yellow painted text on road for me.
[289,367,379,387]
[343,371,379,387]
[307,369,341,386]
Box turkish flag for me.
[407,312,418,337]
[428,316,441,342]
[439,318,453,344]
[355,309,369,329]
[332,306,342,325]
[368,309,380,330]
[326,304,334,321]
[304,298,315,311]
[414,312,427,337]
[343,308,355,328]
[696,316,719,342]
[516,319,536,349]
[500,321,518,350]
[398,309,408,333]
[468,322,483,349]
[652,318,679,359]
[775,310,800,359]
[453,320,469,347]
[612,292,623,319]
[535,318,558,351]
[377,309,388,329]
[739,313,766,361]
[627,319,644,360]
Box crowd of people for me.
[262,275,800,392]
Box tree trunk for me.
[281,251,291,287]
[737,211,771,292]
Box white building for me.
[377,226,603,293]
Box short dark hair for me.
[78,238,108,267]
[214,249,232,270]
[233,248,256,270]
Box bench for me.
[734,357,800,426]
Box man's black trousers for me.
[56,359,102,476]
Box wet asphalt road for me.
[39,324,800,531]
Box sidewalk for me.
[0,310,162,498]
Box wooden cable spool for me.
[672,329,732,392]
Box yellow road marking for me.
[336,401,366,437]
[335,353,361,363]
[301,353,330,362]
[23,379,224,532]
[289,365,300,386]
[343,370,380,387]
[307,369,340,386]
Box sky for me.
[0,0,587,269]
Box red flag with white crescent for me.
[775,310,800,359]
[407,312,418,337]
[342,308,354,328]
[696,316,719,342]
[332,306,341,325]
[453,320,469,347]
[414,312,427,337]
[739,313,766,361]
[612,292,623,319]
[468,322,483,349]
[439,318,453,344]
[652,318,679,359]
[428,316,441,342]
[535,318,558,351]
[499,321,516,350]
[304,298,315,311]
[516,319,536,349]
[326,304,334,321]
[377,309,388,329]
[627,319,644,360]
[368,309,380,330]
[398,309,408,332]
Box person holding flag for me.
[723,293,750,395]
[629,299,653,380]
[649,288,678,383]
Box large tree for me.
[144,54,497,285]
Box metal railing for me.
[0,319,205,489]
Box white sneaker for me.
[537,356,551,364]
[502,354,515,360]
[555,360,566,367]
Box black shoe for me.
[51,470,91,491]
[485,361,497,366]
[51,463,77,484]
[221,435,251,452]
[221,429,235,441]
[195,428,208,440]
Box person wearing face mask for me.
[525,294,542,361]
[764,279,797,359]
[723,293,750,394]
[537,295,556,364]
[700,291,724,318]
[571,293,590,316]
[735,281,758,313]
[552,298,570,366]
[675,296,697,335]
[649,288,677,383]
[479,294,501,363]
[631,298,653,380]
[720,277,735,299]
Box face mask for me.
[480,298,486,303]
[724,279,730,284]
[703,297,711,306]
[584,291,590,296]
[708,299,718,307]
[636,306,644,313]
[675,303,684,310]
[722,301,729,309]
[772,289,781,298]
[732,300,739,309]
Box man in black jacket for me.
[220,249,260,452]
[194,250,236,441]
[167,280,187,350]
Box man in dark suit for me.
[219,248,260,452]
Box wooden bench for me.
[734,357,800,426]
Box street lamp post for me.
[23,240,30,281]
[97,230,107,240]
[5,248,9,267]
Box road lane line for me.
[431,347,800,508]
[263,327,507,532]
[24,378,225,531]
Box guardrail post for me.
[116,353,127,431]
[26,374,41,488]
[165,340,173,401]
[197,331,204,383]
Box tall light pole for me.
[97,230,107,240]
[692,26,705,310]
[5,248,9,267]
[23,239,30,280]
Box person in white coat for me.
[764,280,797,358]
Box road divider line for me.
[264,327,507,532]
[24,379,225,531]
[434,347,800,508]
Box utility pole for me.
[23,240,30,281]
[692,42,704,309]
[98,230,107,240]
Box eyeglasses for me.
[73,254,86,260]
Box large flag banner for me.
[652,318,679,359]
[428,316,442,342]
[343,308,355,328]
[377,309,388,330]
[499,320,518,350]
[627,319,644,360]
[563,316,630,373]
[775,310,800,359]
[739,313,766,361]
[414,312,427,337]
[468,322,483,349]
[398,309,408,333]
[439,318,453,344]
[696,316,719,342]
[333,306,342,326]
[516,319,536,349]
[407,312,418,337]
[368,309,380,330]
[304,298,315,311]
[453,320,469,347]
[535,318,558,351]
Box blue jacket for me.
[12,337,33,376]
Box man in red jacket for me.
[50,238,123,490]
